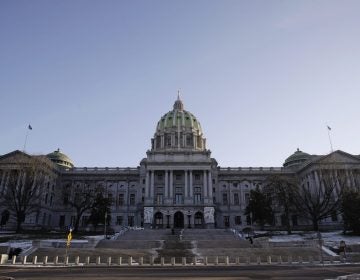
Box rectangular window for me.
[235,216,242,225]
[194,193,201,204]
[108,193,113,205]
[195,174,200,181]
[156,194,163,205]
[116,216,123,225]
[130,194,135,205]
[224,216,230,227]
[222,193,228,205]
[175,187,182,193]
[128,216,134,227]
[59,215,65,227]
[194,187,201,193]
[175,174,182,181]
[175,194,183,204]
[118,193,124,206]
[245,193,250,205]
[213,196,216,203]
[234,193,240,205]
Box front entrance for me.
[173,211,184,228]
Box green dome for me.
[47,149,74,168]
[283,148,311,169]
[151,94,206,151]
[156,110,203,133]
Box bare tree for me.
[292,168,347,231]
[266,175,298,234]
[62,182,105,233]
[1,156,49,233]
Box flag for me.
[28,124,32,130]
[327,125,331,131]
[67,229,73,247]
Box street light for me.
[104,211,108,239]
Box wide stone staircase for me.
[28,228,328,263]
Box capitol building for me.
[1,96,360,231]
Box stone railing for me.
[218,167,293,173]
[63,167,139,173]
[1,254,342,266]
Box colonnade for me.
[144,169,213,205]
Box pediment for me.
[0,150,32,164]
[307,150,360,167]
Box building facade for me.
[1,96,360,231]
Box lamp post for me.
[104,211,107,239]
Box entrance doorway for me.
[173,211,184,228]
[154,212,163,228]
[194,211,204,228]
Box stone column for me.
[150,171,154,200]
[203,170,208,198]
[169,170,174,200]
[145,171,150,198]
[189,170,193,198]
[208,171,213,201]
[185,170,188,198]
[165,170,169,198]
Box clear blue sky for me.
[1,0,360,167]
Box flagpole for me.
[327,126,333,152]
[23,129,29,152]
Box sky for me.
[1,0,360,168]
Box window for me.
[235,216,242,225]
[213,196,216,203]
[175,187,182,193]
[157,174,163,180]
[245,193,250,205]
[63,194,69,205]
[45,193,48,204]
[194,187,201,193]
[195,212,203,225]
[166,134,171,147]
[128,216,134,227]
[108,193,113,205]
[118,194,124,206]
[50,195,53,206]
[175,194,183,204]
[194,193,201,204]
[130,194,135,205]
[233,182,238,187]
[222,193,228,205]
[116,216,123,225]
[156,136,161,148]
[234,193,239,205]
[175,174,182,181]
[195,174,200,181]
[156,194,163,205]
[186,134,193,146]
[224,216,230,227]
[59,215,65,227]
